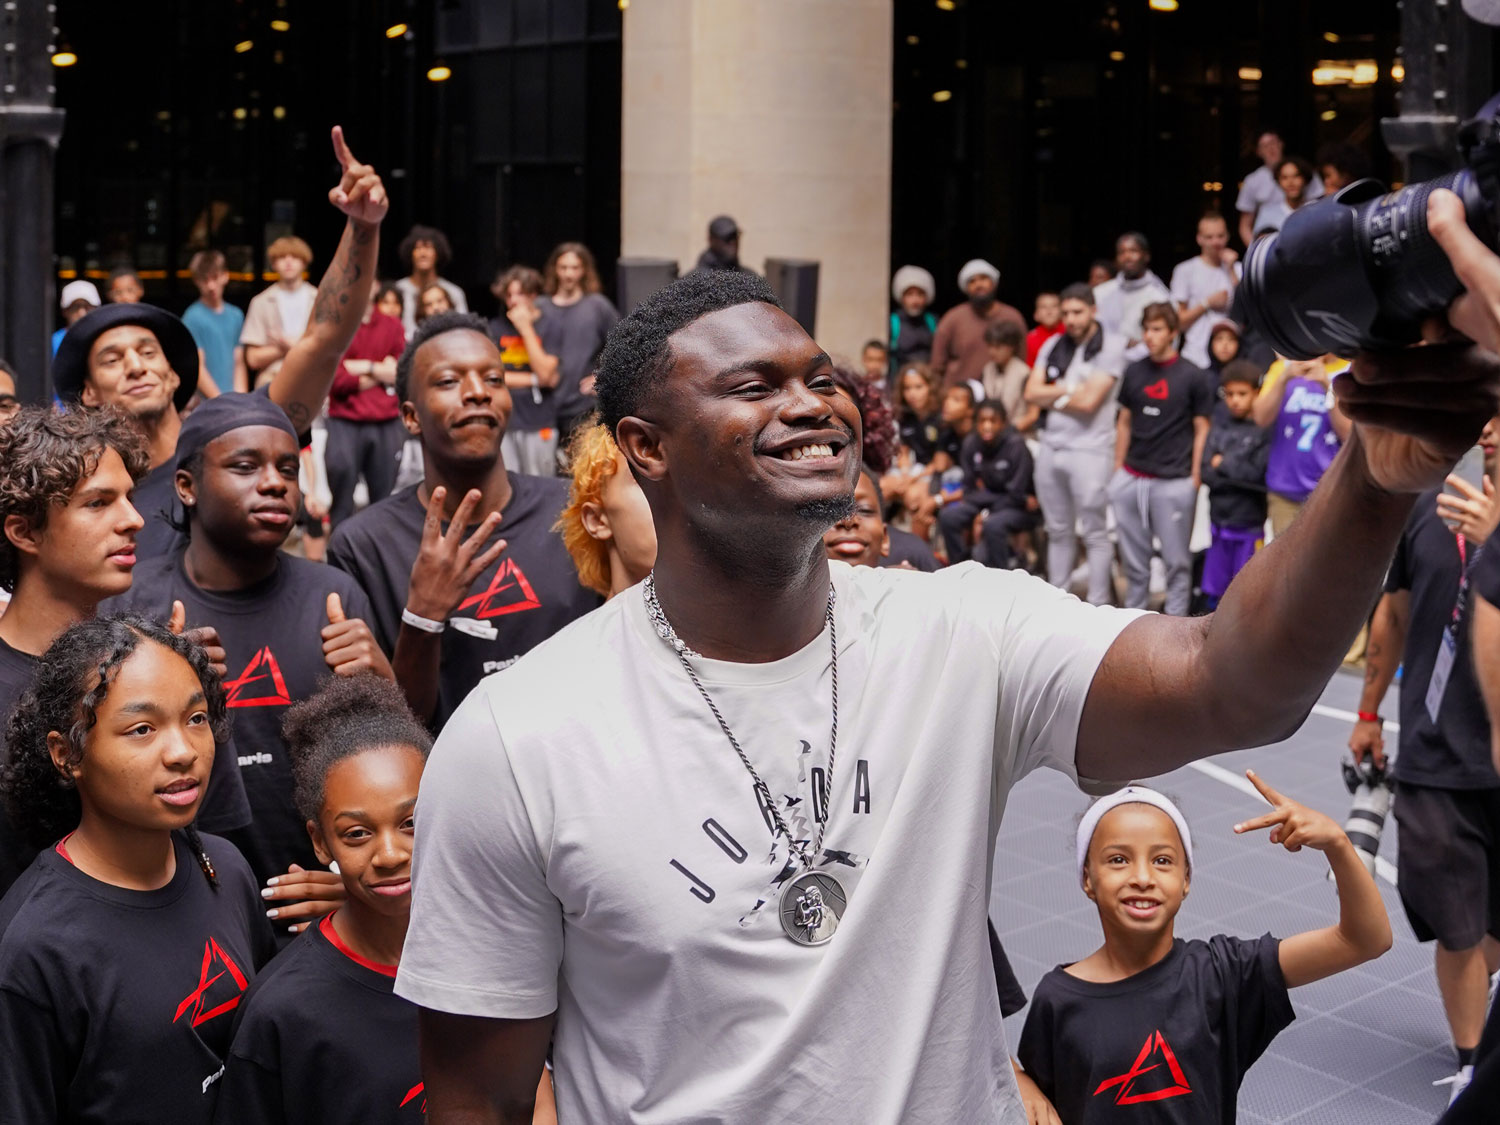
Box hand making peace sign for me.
[1232,770,1347,854]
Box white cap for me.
[1075,785,1193,888]
[957,258,1000,289]
[891,265,936,304]
[59,280,102,310]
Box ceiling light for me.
[1109,51,1125,61]
[1323,31,1340,43]
[270,19,290,32]
[427,64,452,82]
[1148,0,1178,10]
[385,23,408,38]
[272,105,286,119]
[1391,61,1405,82]
[932,89,952,102]
[51,50,77,67]
[233,107,248,120]
[1320,109,1338,121]
[936,0,956,9]
[235,40,254,54]
[1352,62,1378,84]
[1237,66,1262,81]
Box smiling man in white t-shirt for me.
[397,227,1500,1122]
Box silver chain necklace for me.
[643,572,847,945]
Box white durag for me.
[1075,785,1194,889]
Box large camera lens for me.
[1238,170,1493,359]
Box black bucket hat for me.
[51,303,200,413]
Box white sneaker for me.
[1434,1064,1474,1107]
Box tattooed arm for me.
[267,126,388,435]
[1349,590,1408,770]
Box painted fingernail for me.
[266,909,279,919]
[260,887,274,898]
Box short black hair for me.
[983,320,1024,350]
[594,270,782,434]
[398,225,453,270]
[1315,141,1372,183]
[108,265,141,283]
[977,397,1009,423]
[1116,231,1150,255]
[1221,359,1262,389]
[283,674,432,823]
[945,383,976,406]
[862,339,888,355]
[1060,282,1095,305]
[395,311,492,403]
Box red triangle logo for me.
[172,937,250,1028]
[1143,378,1170,400]
[223,646,293,708]
[1093,1029,1193,1104]
[457,558,543,619]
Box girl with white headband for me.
[1015,772,1391,1124]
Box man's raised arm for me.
[268,125,387,434]
[1077,189,1500,783]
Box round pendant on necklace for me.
[778,869,847,946]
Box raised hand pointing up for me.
[327,125,388,227]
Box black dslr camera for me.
[1238,92,1500,359]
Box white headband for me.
[1076,786,1193,888]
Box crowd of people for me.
[0,120,1494,1125]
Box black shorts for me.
[1393,782,1500,949]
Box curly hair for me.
[492,265,543,302]
[282,674,431,824]
[0,405,150,593]
[555,421,624,597]
[395,311,493,404]
[0,614,230,884]
[831,363,897,474]
[595,270,782,435]
[398,225,452,271]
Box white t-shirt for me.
[1035,330,1126,454]
[1093,272,1171,361]
[1170,255,1243,368]
[275,281,317,342]
[1236,165,1324,230]
[396,562,1140,1124]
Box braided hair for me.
[0,614,231,887]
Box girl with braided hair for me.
[0,614,275,1123]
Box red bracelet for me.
[1357,711,1381,723]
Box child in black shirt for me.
[104,393,394,940]
[1018,778,1391,1124]
[214,674,556,1123]
[1200,362,1271,608]
[935,399,1037,567]
[0,615,275,1123]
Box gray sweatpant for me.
[1035,444,1114,605]
[1107,470,1197,615]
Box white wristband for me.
[1054,394,1072,411]
[401,608,447,634]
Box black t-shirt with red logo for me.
[0,831,275,1123]
[214,913,423,1124]
[0,633,252,899]
[105,552,375,889]
[327,475,601,728]
[1017,934,1293,1124]
[1117,356,1213,479]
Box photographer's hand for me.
[1331,189,1500,495]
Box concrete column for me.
[621,0,892,358]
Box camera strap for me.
[1426,532,1482,722]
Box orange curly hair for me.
[554,422,622,598]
